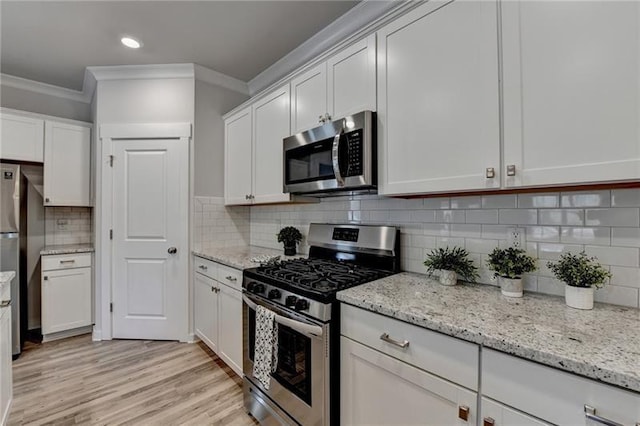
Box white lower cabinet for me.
[482,348,640,426]
[340,304,479,425]
[41,253,92,338]
[481,397,549,426]
[193,256,242,376]
[1,282,13,426]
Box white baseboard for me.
[92,328,102,341]
[42,326,93,342]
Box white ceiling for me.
[0,1,359,91]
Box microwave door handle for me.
[332,131,345,187]
[243,295,324,338]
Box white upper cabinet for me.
[0,112,44,163]
[377,0,501,196]
[44,121,91,206]
[502,1,640,187]
[327,34,377,119]
[224,107,253,205]
[290,63,327,134]
[252,84,291,204]
[291,35,377,134]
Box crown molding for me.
[247,0,415,96]
[0,73,90,103]
[87,63,195,82]
[194,64,249,95]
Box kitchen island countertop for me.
[192,246,304,270]
[338,272,640,393]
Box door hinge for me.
[109,229,113,240]
[109,155,114,167]
[110,303,113,313]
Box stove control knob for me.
[295,299,309,311]
[268,289,281,300]
[246,282,257,292]
[251,283,265,294]
[285,295,298,307]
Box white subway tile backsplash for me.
[526,226,560,243]
[560,227,610,246]
[451,224,481,238]
[435,210,466,223]
[450,196,481,209]
[482,194,517,209]
[499,209,538,225]
[594,285,639,308]
[584,245,640,267]
[465,209,498,224]
[611,227,640,247]
[246,189,640,308]
[610,266,640,289]
[611,189,640,207]
[585,208,639,227]
[560,190,610,208]
[538,209,584,226]
[517,193,559,209]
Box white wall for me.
[0,83,91,122]
[194,80,248,197]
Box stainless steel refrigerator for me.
[1,163,24,357]
[1,162,45,358]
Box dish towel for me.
[253,305,279,390]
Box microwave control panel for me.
[344,129,363,177]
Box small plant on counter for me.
[547,251,611,310]
[423,246,478,286]
[486,247,537,298]
[277,226,303,256]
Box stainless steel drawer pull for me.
[59,260,75,264]
[506,164,516,176]
[380,333,409,349]
[0,300,11,308]
[584,405,624,426]
[225,275,237,282]
[198,265,208,270]
[486,167,495,179]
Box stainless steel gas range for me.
[242,223,400,426]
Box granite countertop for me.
[192,246,304,270]
[0,271,16,288]
[338,272,640,393]
[41,243,95,256]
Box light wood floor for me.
[8,335,258,425]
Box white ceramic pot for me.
[565,284,594,310]
[437,269,458,286]
[499,276,523,298]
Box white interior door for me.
[111,138,188,340]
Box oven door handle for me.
[331,130,345,187]
[243,295,324,338]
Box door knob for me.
[168,247,177,254]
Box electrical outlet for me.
[56,219,68,230]
[507,227,524,248]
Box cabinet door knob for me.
[506,164,516,176]
[0,300,11,308]
[198,265,208,270]
[483,417,495,426]
[45,197,50,203]
[225,275,237,282]
[486,167,495,179]
[168,247,177,254]
[458,405,470,421]
[43,276,48,281]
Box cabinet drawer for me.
[217,264,241,291]
[482,349,640,425]
[42,253,92,271]
[341,304,479,390]
[194,256,218,280]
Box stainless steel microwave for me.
[283,110,376,195]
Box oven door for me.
[243,294,329,426]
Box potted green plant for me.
[487,247,537,298]
[423,247,478,286]
[277,226,303,256]
[547,251,611,310]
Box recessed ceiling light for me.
[121,37,142,49]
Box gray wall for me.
[0,84,91,121]
[194,80,248,196]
